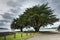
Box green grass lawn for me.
[0,32,39,40]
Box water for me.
[39,28,58,32]
[0,29,13,32]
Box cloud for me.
[2,13,13,20]
[0,20,10,23]
[10,8,21,13]
[0,19,11,27]
[0,15,4,20]
[7,0,20,8]
[0,0,11,14]
[47,0,60,18]
[0,22,5,26]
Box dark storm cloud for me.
[51,0,60,11]
[10,8,21,13]
[48,0,60,18]
[2,13,14,20]
[7,1,18,7]
[7,0,25,17]
[0,19,11,26]
[0,20,10,23]
[7,0,22,8]
[0,13,13,27]
[0,22,5,26]
[10,9,19,13]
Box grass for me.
[0,32,39,40]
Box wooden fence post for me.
[4,34,6,40]
[14,32,16,38]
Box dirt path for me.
[27,33,60,40]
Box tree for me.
[11,18,24,37]
[11,18,19,29]
[11,4,59,32]
[57,25,60,31]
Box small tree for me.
[11,19,18,29]
[57,25,60,31]
[11,18,24,37]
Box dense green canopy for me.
[11,4,59,32]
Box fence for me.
[0,32,16,40]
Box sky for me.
[0,0,60,29]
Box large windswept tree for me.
[11,4,59,32]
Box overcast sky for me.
[0,0,60,29]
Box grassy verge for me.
[0,32,39,40]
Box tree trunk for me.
[14,32,16,38]
[34,27,39,32]
[4,35,6,40]
[26,32,29,36]
[20,28,23,37]
[4,33,6,40]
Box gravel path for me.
[27,32,60,40]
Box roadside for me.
[27,32,60,40]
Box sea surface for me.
[39,28,58,32]
[0,29,13,32]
